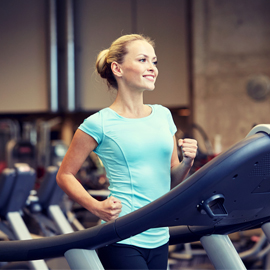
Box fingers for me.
[109,196,122,205]
[178,138,198,159]
[99,196,122,222]
[108,196,122,211]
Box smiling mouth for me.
[143,75,155,81]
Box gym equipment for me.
[1,125,270,269]
[50,140,68,167]
[7,140,36,170]
[0,119,20,173]
[26,165,81,236]
[0,164,48,270]
[186,123,215,175]
[0,163,84,269]
[36,118,68,171]
[3,120,37,170]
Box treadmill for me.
[0,125,270,270]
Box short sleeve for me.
[78,112,103,144]
[164,106,177,135]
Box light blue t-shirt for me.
[79,104,177,248]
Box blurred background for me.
[1,0,270,153]
[1,1,270,269]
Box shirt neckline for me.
[107,105,154,120]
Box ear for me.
[111,62,122,78]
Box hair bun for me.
[96,49,110,78]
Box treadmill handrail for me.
[1,131,270,262]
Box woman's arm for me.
[56,129,122,222]
[170,136,197,188]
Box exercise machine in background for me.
[0,164,48,270]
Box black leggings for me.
[98,242,169,270]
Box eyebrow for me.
[137,54,157,60]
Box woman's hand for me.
[178,138,198,167]
[92,196,122,222]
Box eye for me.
[139,58,146,63]
[153,60,158,66]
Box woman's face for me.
[118,40,158,92]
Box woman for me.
[56,34,197,270]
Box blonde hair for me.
[95,34,155,89]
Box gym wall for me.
[75,0,188,111]
[0,0,189,113]
[193,0,270,151]
[0,0,48,113]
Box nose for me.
[147,62,156,71]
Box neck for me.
[109,88,149,118]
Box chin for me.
[148,85,156,91]
[144,84,156,91]
[143,87,155,92]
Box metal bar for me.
[200,234,246,270]
[48,205,74,234]
[66,211,85,231]
[65,249,104,270]
[7,212,49,270]
[66,0,75,112]
[262,222,270,241]
[239,233,267,259]
[48,0,58,112]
